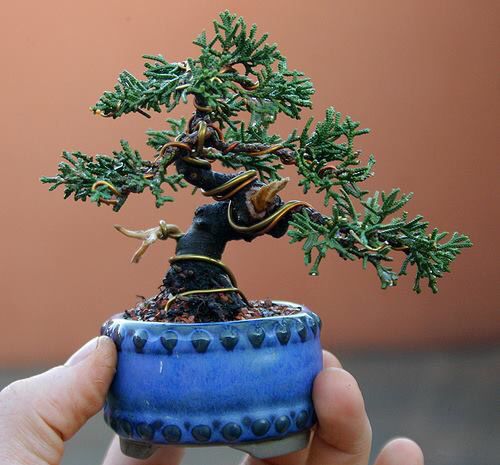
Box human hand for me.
[0,336,117,465]
[0,339,423,465]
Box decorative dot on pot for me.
[220,327,239,351]
[119,419,133,437]
[112,325,123,350]
[275,415,291,434]
[133,329,148,353]
[160,330,178,355]
[275,321,291,345]
[191,425,212,442]
[162,425,181,443]
[191,330,212,353]
[296,410,309,430]
[251,419,271,436]
[296,318,308,342]
[247,326,265,348]
[137,423,154,441]
[222,422,242,442]
[100,320,113,336]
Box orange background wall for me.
[0,0,498,365]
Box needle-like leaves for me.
[42,11,471,293]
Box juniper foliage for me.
[41,140,186,210]
[91,11,313,130]
[41,10,471,293]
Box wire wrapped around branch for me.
[165,287,249,311]
[169,254,239,287]
[228,200,311,236]
[201,170,258,200]
[91,180,121,206]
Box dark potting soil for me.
[123,297,301,323]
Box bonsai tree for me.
[42,11,471,323]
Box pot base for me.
[120,438,157,459]
[231,430,311,458]
[119,430,311,460]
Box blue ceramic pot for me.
[100,302,322,459]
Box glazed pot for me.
[100,302,322,459]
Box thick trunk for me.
[162,200,247,321]
[162,188,291,320]
[175,202,236,259]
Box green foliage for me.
[287,105,472,292]
[41,140,186,211]
[295,107,374,205]
[289,188,472,293]
[92,11,313,129]
[92,60,188,118]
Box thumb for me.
[0,336,116,465]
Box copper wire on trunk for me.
[227,200,311,236]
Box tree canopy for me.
[42,11,472,293]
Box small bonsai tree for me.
[42,11,471,322]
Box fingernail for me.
[64,336,101,366]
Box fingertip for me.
[322,350,342,369]
[71,336,117,417]
[64,335,116,369]
[96,334,116,350]
[314,368,366,419]
[93,335,118,370]
[375,437,424,465]
[312,367,371,455]
[67,336,117,401]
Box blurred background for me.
[0,1,498,464]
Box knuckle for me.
[0,379,30,406]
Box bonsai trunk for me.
[124,108,318,323]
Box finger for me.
[307,367,372,465]
[102,435,185,465]
[241,352,343,465]
[373,438,424,465]
[323,349,342,369]
[0,336,116,465]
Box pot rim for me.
[105,300,314,328]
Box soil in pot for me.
[124,296,301,323]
